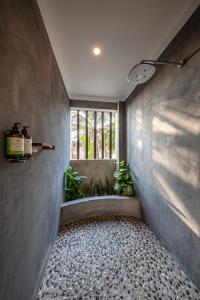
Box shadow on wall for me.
[151,96,200,238]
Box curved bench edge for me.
[60,196,142,226]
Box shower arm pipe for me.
[140,46,200,68]
[140,59,184,68]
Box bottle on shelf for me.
[22,126,32,159]
[5,122,24,161]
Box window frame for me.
[70,108,118,160]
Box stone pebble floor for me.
[38,216,200,300]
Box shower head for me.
[127,59,184,84]
[127,63,156,84]
[127,46,200,85]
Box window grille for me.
[71,110,117,159]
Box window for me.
[70,109,117,159]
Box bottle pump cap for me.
[12,122,21,133]
[22,126,31,137]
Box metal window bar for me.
[109,112,112,159]
[94,111,97,159]
[77,110,80,159]
[85,111,88,159]
[74,110,115,160]
[101,112,104,159]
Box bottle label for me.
[6,137,24,155]
[24,138,32,155]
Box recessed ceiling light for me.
[92,47,101,56]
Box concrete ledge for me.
[60,196,142,226]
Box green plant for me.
[81,178,95,198]
[104,176,114,195]
[94,179,105,196]
[92,177,114,196]
[80,177,114,197]
[113,160,135,196]
[64,166,86,201]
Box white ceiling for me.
[38,0,199,102]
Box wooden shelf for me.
[32,143,55,153]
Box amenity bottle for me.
[6,122,24,160]
[22,126,32,159]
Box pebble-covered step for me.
[38,216,200,300]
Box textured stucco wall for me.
[125,6,200,289]
[0,1,70,299]
[70,160,116,186]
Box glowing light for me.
[93,47,101,56]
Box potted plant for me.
[113,160,136,196]
[64,166,86,201]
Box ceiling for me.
[38,0,199,102]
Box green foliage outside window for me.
[71,110,117,159]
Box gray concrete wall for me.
[70,159,116,186]
[125,6,200,289]
[0,1,70,300]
